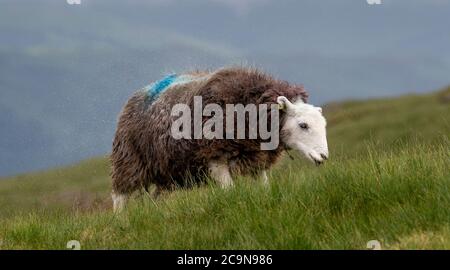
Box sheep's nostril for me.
[320,153,328,160]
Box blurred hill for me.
[0,87,448,217]
[0,88,448,249]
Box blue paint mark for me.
[144,73,204,103]
[147,73,178,99]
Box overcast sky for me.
[1,0,449,176]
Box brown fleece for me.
[111,67,308,195]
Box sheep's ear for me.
[277,96,292,111]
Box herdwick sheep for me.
[111,67,328,212]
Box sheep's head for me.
[277,96,329,165]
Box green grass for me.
[0,88,449,250]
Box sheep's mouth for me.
[309,154,323,166]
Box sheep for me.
[111,67,328,211]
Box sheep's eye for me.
[299,122,309,130]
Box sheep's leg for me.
[208,161,234,188]
[257,170,269,186]
[152,185,173,199]
[112,191,129,213]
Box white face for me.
[277,96,329,165]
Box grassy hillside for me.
[0,88,449,249]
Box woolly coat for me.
[111,67,308,194]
